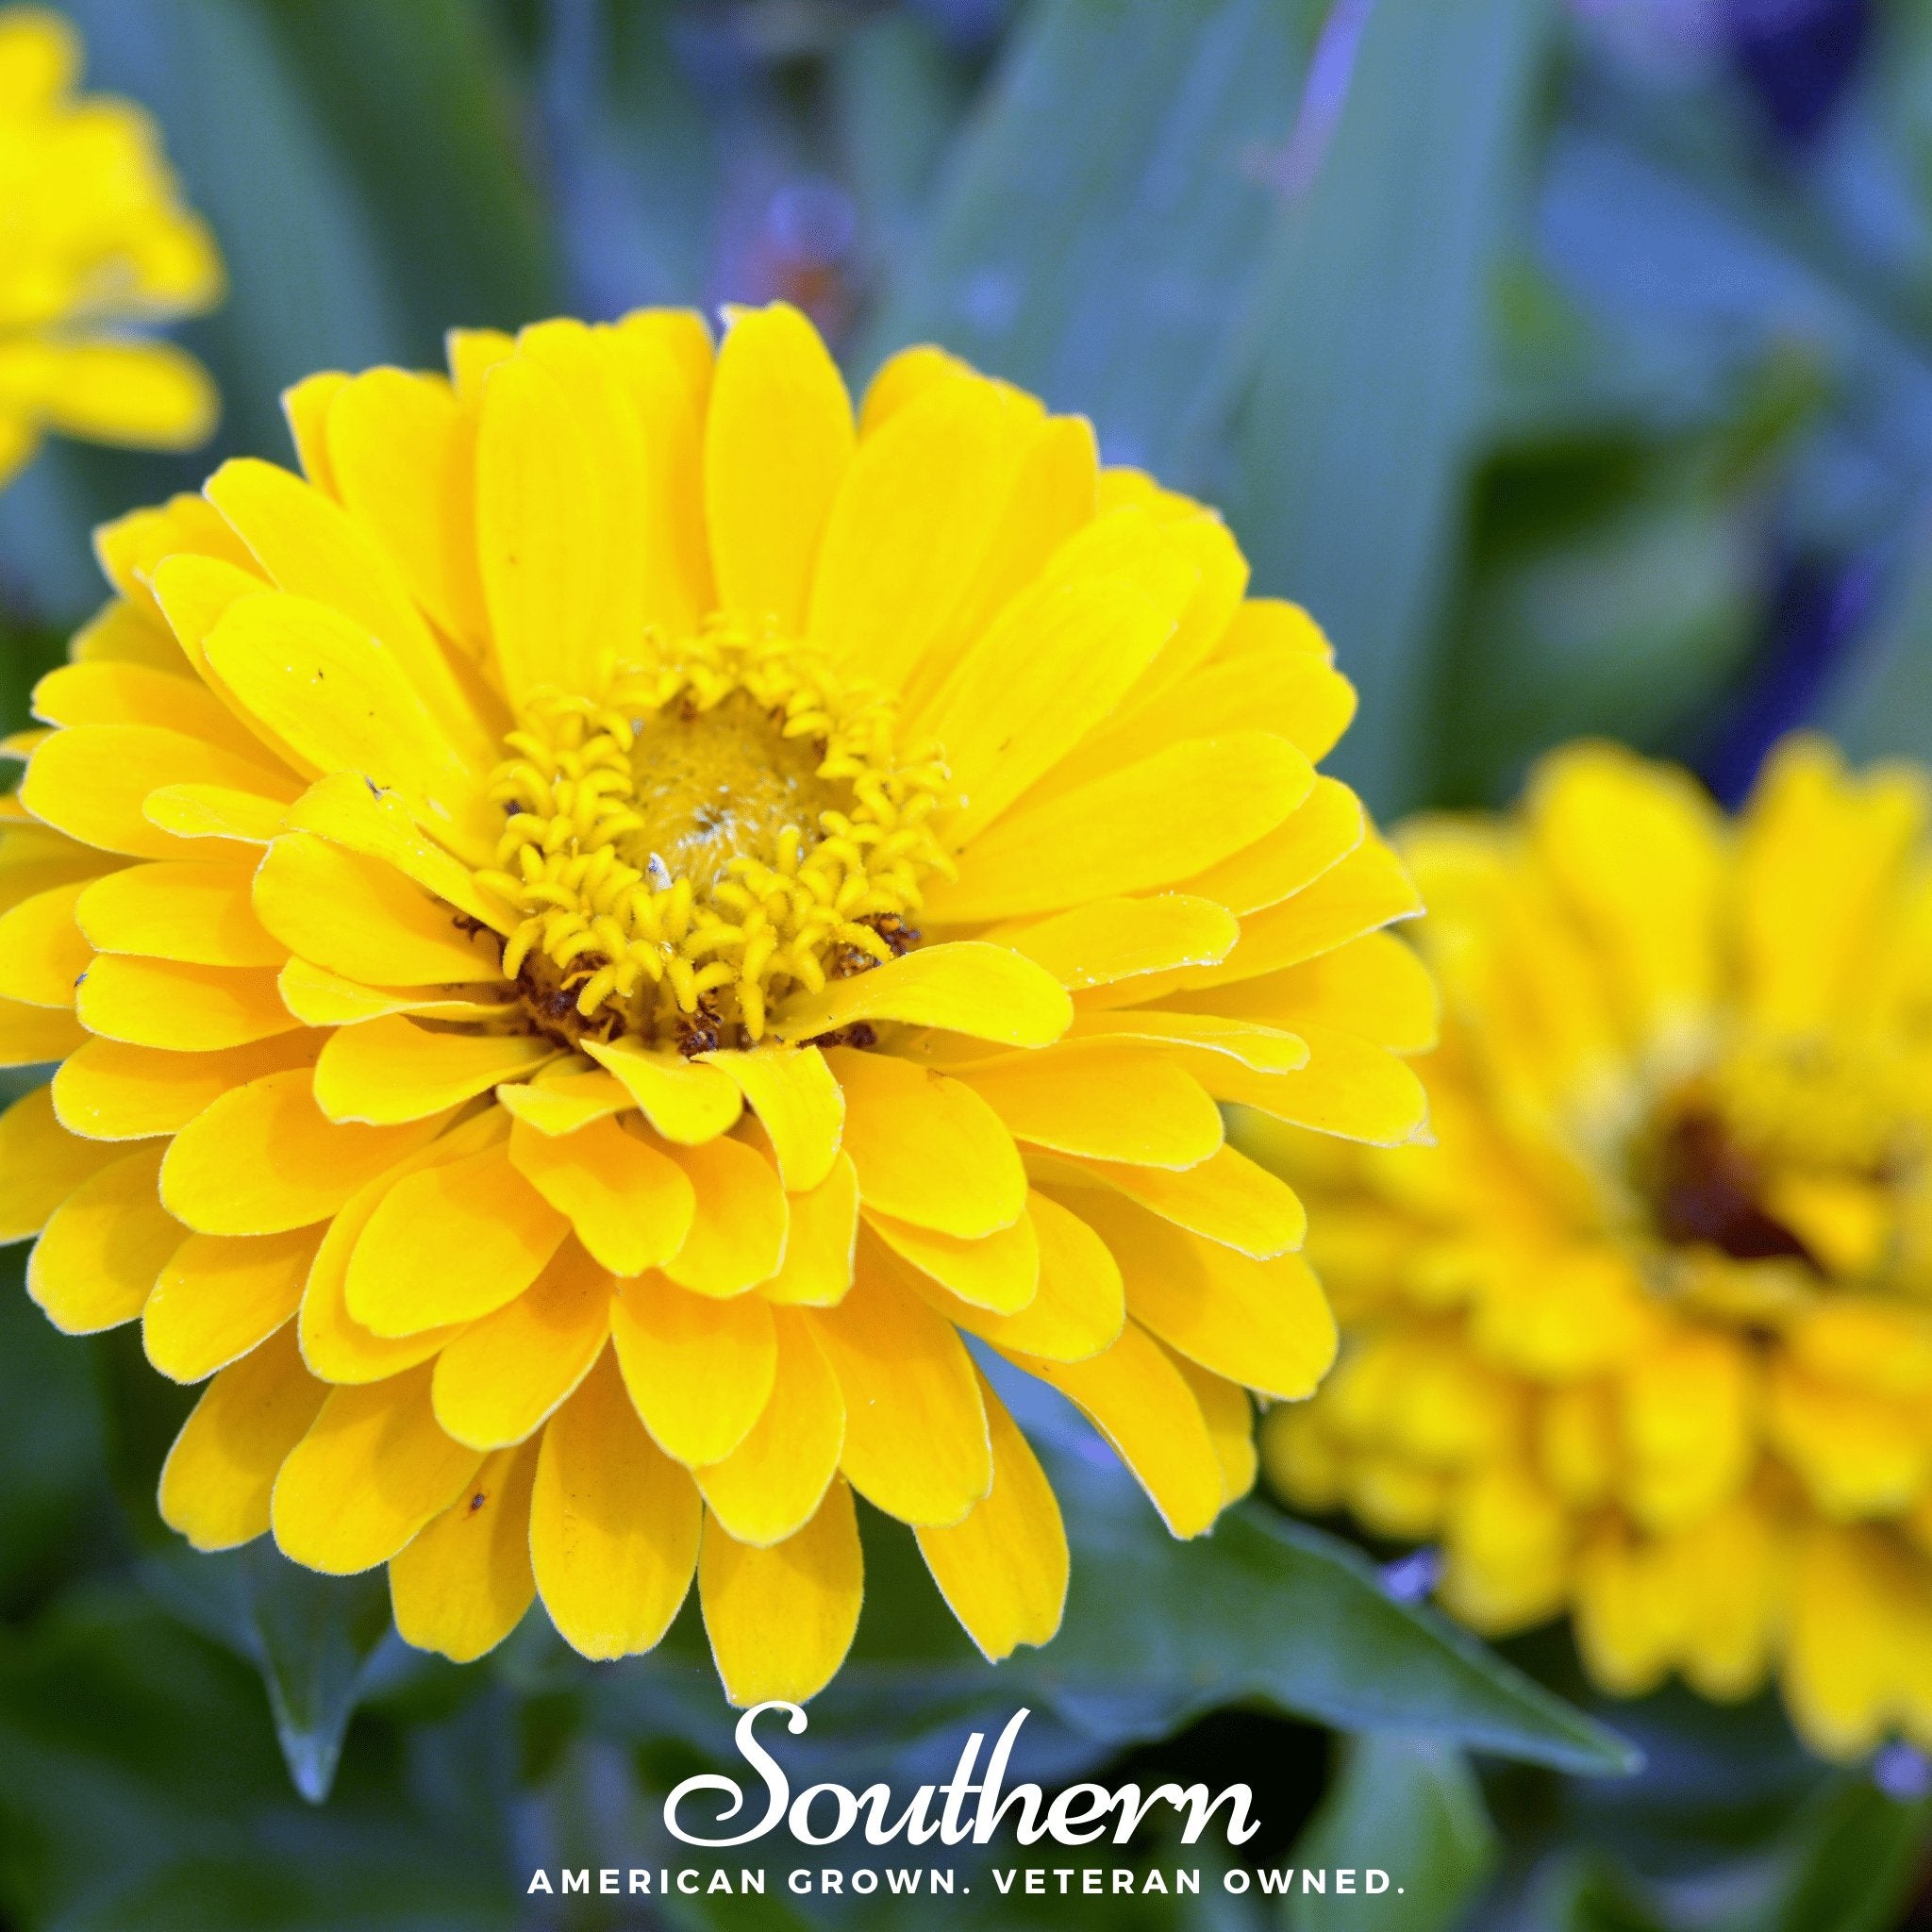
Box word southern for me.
[662,1704,1262,1851]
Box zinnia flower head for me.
[0,303,1430,1704]
[0,6,221,487]
[1259,736,1932,1759]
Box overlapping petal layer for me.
[1,303,1427,1703]
[1261,737,1932,1759]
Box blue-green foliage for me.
[2,3,1929,1926]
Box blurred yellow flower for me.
[0,304,1430,1703]
[0,7,221,487]
[1259,736,1932,1759]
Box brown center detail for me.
[1647,1108,1819,1269]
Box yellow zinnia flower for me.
[0,304,1429,1704]
[0,6,222,487]
[1258,735,1932,1759]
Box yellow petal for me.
[1062,1188,1335,1399]
[391,1439,540,1664]
[431,1242,612,1450]
[658,1136,789,1296]
[1739,738,1919,1034]
[695,1307,845,1545]
[75,859,281,967]
[0,1084,121,1240]
[0,877,91,1006]
[706,303,853,631]
[960,1044,1223,1169]
[760,1151,859,1307]
[144,1227,320,1382]
[273,1362,485,1574]
[26,1142,178,1334]
[1203,1021,1428,1145]
[912,576,1174,845]
[1191,839,1423,988]
[0,8,78,108]
[1184,774,1365,918]
[1058,1141,1307,1258]
[772,942,1072,1050]
[493,1069,632,1137]
[931,733,1313,923]
[0,995,107,1066]
[22,723,293,859]
[346,1141,569,1336]
[808,374,1038,691]
[1195,929,1439,1053]
[161,1066,448,1236]
[142,783,287,845]
[1067,1009,1308,1073]
[33,341,217,453]
[32,657,270,764]
[475,344,632,707]
[1168,1350,1257,1504]
[599,324,710,633]
[699,1481,863,1707]
[447,327,515,401]
[697,1045,842,1191]
[158,1324,326,1550]
[275,958,512,1030]
[1010,1320,1224,1537]
[1063,601,1355,783]
[530,1350,701,1660]
[327,368,489,655]
[203,458,488,763]
[1782,1524,1896,1760]
[254,832,500,987]
[282,371,346,491]
[94,491,256,631]
[857,345,967,435]
[508,1116,694,1277]
[829,1047,1024,1238]
[201,594,496,861]
[916,1381,1067,1659]
[313,1017,552,1124]
[145,553,279,713]
[77,956,299,1052]
[864,1207,1039,1315]
[610,1275,778,1467]
[581,1039,742,1143]
[808,1269,990,1525]
[283,770,512,932]
[996,893,1240,991]
[896,1191,1124,1365]
[297,1120,496,1385]
[926,412,1100,666]
[615,308,714,412]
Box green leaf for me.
[854,0,1321,476]
[1003,1437,1639,1778]
[1223,0,1556,818]
[251,0,556,352]
[1826,520,1932,763]
[146,1541,395,1803]
[0,1584,519,1927]
[1284,1733,1497,1932]
[1434,460,1759,802]
[0,1249,112,1612]
[1757,1776,1932,1932]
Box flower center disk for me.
[481,622,954,1050]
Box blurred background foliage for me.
[5,0,1932,1927]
